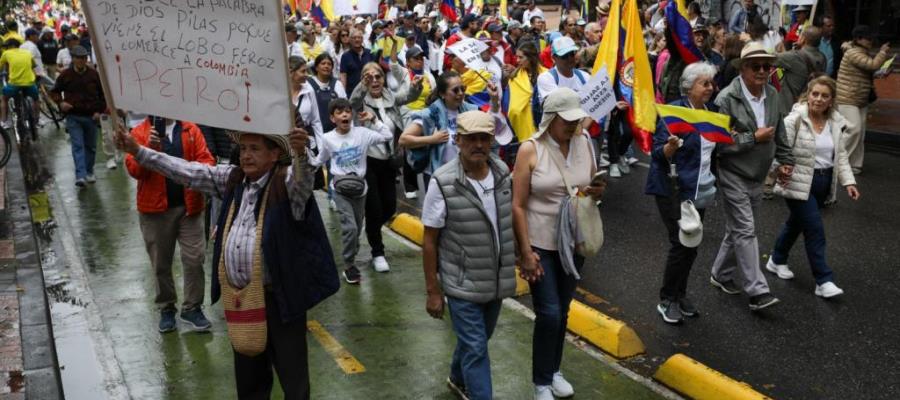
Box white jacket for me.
[774,103,856,203]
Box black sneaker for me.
[678,298,699,317]
[749,293,780,311]
[446,377,470,400]
[180,308,212,332]
[656,299,683,324]
[159,308,177,333]
[709,276,742,295]
[343,266,361,284]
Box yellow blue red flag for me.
[656,104,734,144]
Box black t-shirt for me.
[37,39,60,65]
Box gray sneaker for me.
[657,299,683,324]
[710,276,742,295]
[159,308,177,333]
[749,293,780,311]
[678,298,699,317]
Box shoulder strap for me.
[308,78,321,91]
[550,68,559,84]
[574,69,587,84]
[542,138,577,196]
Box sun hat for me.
[739,42,775,61]
[678,201,703,248]
[70,45,89,57]
[535,88,589,139]
[228,131,292,163]
[456,111,496,136]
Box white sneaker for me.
[0,120,11,129]
[404,191,418,199]
[815,282,844,298]
[765,258,794,280]
[106,158,118,170]
[534,385,554,400]
[627,156,640,165]
[86,174,97,183]
[618,158,631,174]
[328,199,337,211]
[372,256,390,273]
[609,164,622,178]
[551,372,575,398]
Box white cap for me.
[678,201,703,248]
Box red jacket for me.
[125,119,215,216]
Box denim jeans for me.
[771,169,834,285]
[447,296,502,400]
[529,247,582,385]
[65,115,98,180]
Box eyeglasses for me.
[749,63,773,72]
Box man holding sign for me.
[116,125,339,399]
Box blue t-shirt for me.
[340,49,375,95]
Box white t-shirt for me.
[287,41,303,58]
[523,8,545,26]
[56,47,71,70]
[20,41,45,76]
[309,123,392,192]
[536,68,586,101]
[421,173,499,247]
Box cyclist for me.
[1,21,24,47]
[0,38,39,129]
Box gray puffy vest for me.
[433,156,516,303]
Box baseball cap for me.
[740,42,775,61]
[507,20,523,31]
[577,19,587,27]
[793,5,811,13]
[354,16,366,24]
[536,88,589,138]
[70,45,89,57]
[428,11,439,18]
[24,28,39,37]
[487,23,503,33]
[405,46,424,60]
[456,111,496,136]
[678,201,703,248]
[551,36,579,57]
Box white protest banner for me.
[782,0,815,5]
[579,67,617,123]
[333,0,379,16]
[82,0,292,135]
[449,38,489,69]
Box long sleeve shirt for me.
[134,146,316,288]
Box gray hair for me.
[680,62,719,95]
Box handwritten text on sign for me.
[84,0,291,134]
[449,39,489,69]
[580,67,617,123]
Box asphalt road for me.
[576,147,900,400]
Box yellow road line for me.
[307,320,366,375]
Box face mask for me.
[411,68,424,75]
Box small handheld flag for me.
[656,104,734,144]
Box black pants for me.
[402,158,418,193]
[233,293,309,400]
[655,195,705,302]
[606,112,633,164]
[365,157,397,258]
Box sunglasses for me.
[450,85,467,94]
[749,63,773,72]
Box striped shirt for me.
[135,147,315,288]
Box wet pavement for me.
[575,149,900,399]
[26,123,667,399]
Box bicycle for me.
[37,76,61,129]
[0,122,11,168]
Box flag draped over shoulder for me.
[441,0,459,23]
[656,104,734,144]
[462,69,493,112]
[665,0,704,64]
[593,0,657,153]
[503,67,546,142]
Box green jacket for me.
[714,76,793,182]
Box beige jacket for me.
[774,104,856,203]
[835,42,889,107]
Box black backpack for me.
[308,77,338,133]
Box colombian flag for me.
[665,0,704,64]
[441,0,459,23]
[656,104,734,144]
[309,0,334,27]
[593,0,657,153]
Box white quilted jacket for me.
[774,103,856,203]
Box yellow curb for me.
[653,354,772,400]
[389,213,425,246]
[388,213,644,359]
[567,300,645,359]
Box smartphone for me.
[152,116,166,137]
[590,170,608,186]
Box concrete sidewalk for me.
[25,122,669,399]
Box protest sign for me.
[82,0,292,135]
[333,0,379,16]
[449,39,489,69]
[580,67,617,123]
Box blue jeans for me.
[772,170,834,285]
[66,115,98,180]
[447,296,502,400]
[529,247,582,385]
